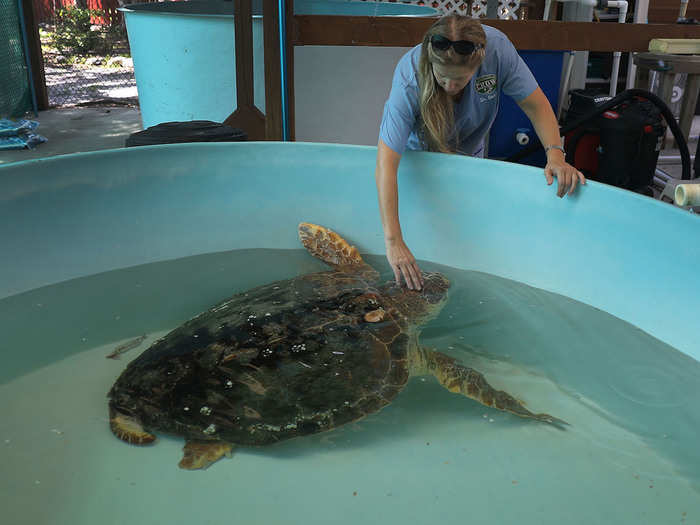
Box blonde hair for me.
[418,16,486,153]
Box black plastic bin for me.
[125,120,247,147]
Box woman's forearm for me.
[375,139,403,242]
[517,86,585,196]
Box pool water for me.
[1,249,698,525]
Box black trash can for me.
[125,120,247,147]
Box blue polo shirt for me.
[379,25,538,157]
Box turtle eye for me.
[347,293,382,312]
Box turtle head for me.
[382,272,450,323]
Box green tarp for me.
[0,0,33,118]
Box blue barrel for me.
[488,50,565,166]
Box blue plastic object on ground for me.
[0,119,47,150]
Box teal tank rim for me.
[118,0,241,18]
[0,140,697,222]
[119,0,440,18]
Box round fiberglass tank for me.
[121,0,439,129]
[120,1,246,128]
[1,143,699,524]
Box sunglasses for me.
[430,35,482,55]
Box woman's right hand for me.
[385,237,424,290]
[375,140,423,290]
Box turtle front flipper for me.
[179,440,234,470]
[109,405,157,445]
[416,348,568,427]
[298,223,379,281]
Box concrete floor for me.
[0,107,143,165]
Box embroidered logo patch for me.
[475,74,497,95]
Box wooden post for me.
[263,0,282,140]
[633,59,650,90]
[224,0,266,140]
[20,0,48,110]
[224,0,287,141]
[285,0,295,140]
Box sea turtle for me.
[108,223,564,469]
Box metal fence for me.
[359,0,530,18]
[41,21,137,107]
[37,3,138,107]
[33,0,124,26]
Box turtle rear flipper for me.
[416,348,568,427]
[179,441,234,470]
[109,406,157,445]
[298,223,379,281]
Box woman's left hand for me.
[544,158,586,198]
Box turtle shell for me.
[108,268,412,446]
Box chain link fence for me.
[359,0,532,19]
[39,6,137,107]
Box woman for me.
[376,15,584,291]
